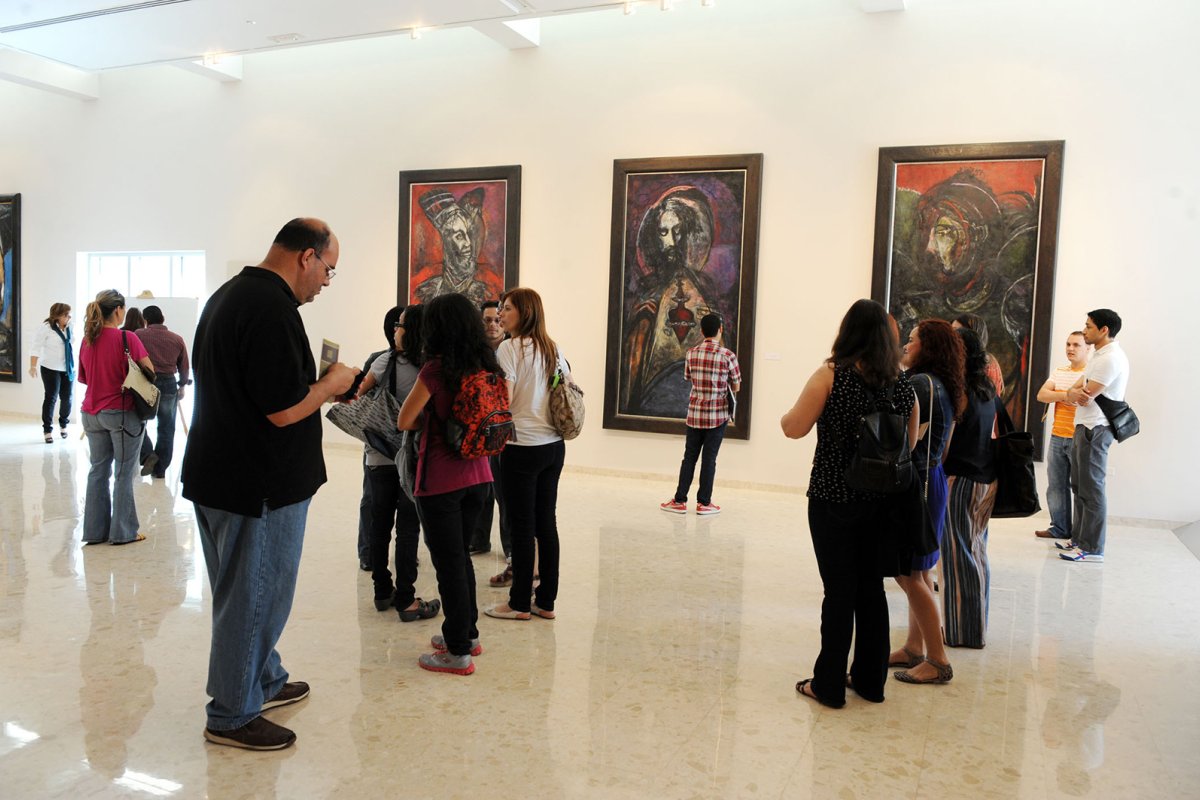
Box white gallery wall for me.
[2,0,1197,522]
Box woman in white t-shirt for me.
[485,287,567,621]
[29,302,75,443]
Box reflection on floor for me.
[1,418,1197,799]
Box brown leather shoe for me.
[1034,530,1055,538]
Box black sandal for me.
[397,597,441,623]
[795,678,845,709]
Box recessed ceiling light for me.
[245,19,256,24]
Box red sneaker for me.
[696,503,722,515]
[660,499,687,514]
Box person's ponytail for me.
[84,290,125,345]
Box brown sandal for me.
[894,657,953,685]
[888,646,923,668]
[489,565,513,587]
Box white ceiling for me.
[0,0,630,71]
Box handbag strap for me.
[924,377,933,501]
[993,394,1016,436]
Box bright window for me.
[78,251,205,301]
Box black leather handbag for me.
[991,397,1041,518]
[1093,393,1140,442]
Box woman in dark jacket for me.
[355,304,439,621]
[940,328,999,649]
[781,299,918,708]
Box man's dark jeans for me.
[673,423,727,506]
[139,375,179,475]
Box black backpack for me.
[843,381,914,493]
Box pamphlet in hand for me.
[320,339,339,377]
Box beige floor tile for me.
[1,419,1198,798]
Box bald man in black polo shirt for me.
[182,218,357,750]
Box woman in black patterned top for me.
[781,299,918,708]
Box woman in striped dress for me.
[940,328,999,648]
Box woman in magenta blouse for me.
[397,293,501,675]
[78,290,156,545]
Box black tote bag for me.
[991,397,1041,518]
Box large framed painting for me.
[603,154,763,440]
[398,165,521,306]
[0,194,21,383]
[872,141,1065,458]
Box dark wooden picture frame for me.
[871,141,1065,458]
[603,154,763,440]
[0,193,22,383]
[397,165,521,306]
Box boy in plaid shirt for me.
[661,314,741,515]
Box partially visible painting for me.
[604,154,762,440]
[872,141,1065,457]
[0,194,21,382]
[398,166,520,306]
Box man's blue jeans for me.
[673,422,727,506]
[1070,425,1113,555]
[195,498,310,730]
[139,376,178,474]
[1045,434,1074,539]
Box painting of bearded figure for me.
[398,165,521,306]
[604,154,762,440]
[872,141,1065,458]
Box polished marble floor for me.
[1,416,1198,799]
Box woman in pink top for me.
[78,289,155,545]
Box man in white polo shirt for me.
[1058,309,1129,564]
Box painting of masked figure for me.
[0,194,21,382]
[604,154,762,439]
[398,166,521,306]
[872,141,1065,457]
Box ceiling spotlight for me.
[701,0,715,6]
[660,0,672,10]
[411,27,423,39]
[624,1,637,14]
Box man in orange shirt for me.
[1033,331,1090,540]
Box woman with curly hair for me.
[940,328,999,649]
[398,293,500,675]
[891,319,966,685]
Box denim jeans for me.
[40,366,72,433]
[367,463,422,607]
[1045,434,1074,540]
[673,422,727,506]
[81,409,143,543]
[415,485,487,656]
[1071,424,1113,555]
[501,441,565,613]
[138,376,178,474]
[195,498,311,730]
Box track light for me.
[660,0,672,10]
